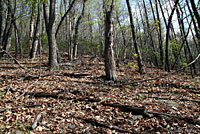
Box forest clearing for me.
[0,52,199,133]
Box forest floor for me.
[0,53,200,134]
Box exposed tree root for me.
[76,117,135,133]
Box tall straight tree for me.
[165,0,179,72]
[116,10,127,61]
[103,0,117,81]
[2,0,13,52]
[0,0,3,46]
[73,0,87,59]
[43,0,59,69]
[126,0,145,74]
[142,0,158,66]
[30,0,41,59]
[150,0,164,66]
[28,3,35,49]
[188,0,200,47]
[189,0,200,30]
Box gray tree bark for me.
[43,0,59,69]
[0,0,3,47]
[73,0,87,59]
[165,0,179,72]
[103,0,117,81]
[30,0,41,59]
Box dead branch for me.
[76,117,134,133]
[0,50,26,70]
[101,103,151,117]
[63,73,91,78]
[16,79,39,100]
[31,112,42,130]
[0,104,42,113]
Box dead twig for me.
[16,79,39,101]
[31,112,42,130]
[0,50,26,70]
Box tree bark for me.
[116,10,127,61]
[187,0,200,48]
[154,0,164,66]
[30,0,41,59]
[103,0,117,81]
[165,0,179,72]
[43,0,59,69]
[190,0,200,29]
[0,0,3,47]
[126,0,145,74]
[175,3,196,74]
[28,7,35,49]
[73,0,87,59]
[68,13,73,61]
[142,0,158,67]
[2,0,13,52]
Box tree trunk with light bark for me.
[103,0,117,81]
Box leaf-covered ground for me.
[0,54,199,134]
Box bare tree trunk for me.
[126,0,145,74]
[187,0,200,48]
[0,0,3,47]
[28,8,35,49]
[153,0,164,66]
[137,1,147,47]
[190,0,200,29]
[176,3,196,74]
[88,13,94,55]
[157,0,167,28]
[98,21,104,56]
[73,0,87,59]
[13,22,22,58]
[55,0,76,37]
[116,10,126,61]
[2,0,13,52]
[183,3,199,52]
[43,0,59,69]
[142,0,158,67]
[30,0,41,59]
[103,0,117,81]
[165,0,179,72]
[68,14,73,61]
